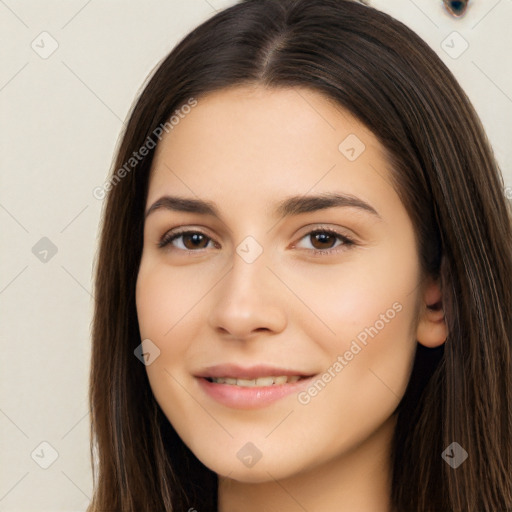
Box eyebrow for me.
[144,192,381,221]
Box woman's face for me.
[136,85,424,483]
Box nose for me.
[208,249,287,341]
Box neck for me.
[218,413,396,512]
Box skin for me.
[135,85,447,512]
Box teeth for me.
[210,375,303,386]
[237,378,256,387]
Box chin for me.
[199,451,304,483]
[216,464,292,484]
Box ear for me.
[416,275,447,348]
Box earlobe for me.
[416,276,448,348]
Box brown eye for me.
[181,233,209,249]
[309,231,338,250]
[158,230,214,250]
[294,228,355,255]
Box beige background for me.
[1,1,511,510]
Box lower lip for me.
[196,376,316,409]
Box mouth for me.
[204,375,308,386]
[195,364,317,409]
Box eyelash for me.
[157,227,356,256]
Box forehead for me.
[147,85,396,215]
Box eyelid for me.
[292,223,358,243]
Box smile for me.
[197,374,316,409]
[206,375,304,386]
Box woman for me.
[88,0,512,510]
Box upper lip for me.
[195,364,316,380]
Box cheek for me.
[135,261,193,393]
[135,258,218,381]
[293,240,420,400]
[290,239,419,346]
[135,261,199,415]
[136,259,196,341]
[296,240,420,419]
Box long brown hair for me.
[88,0,512,510]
